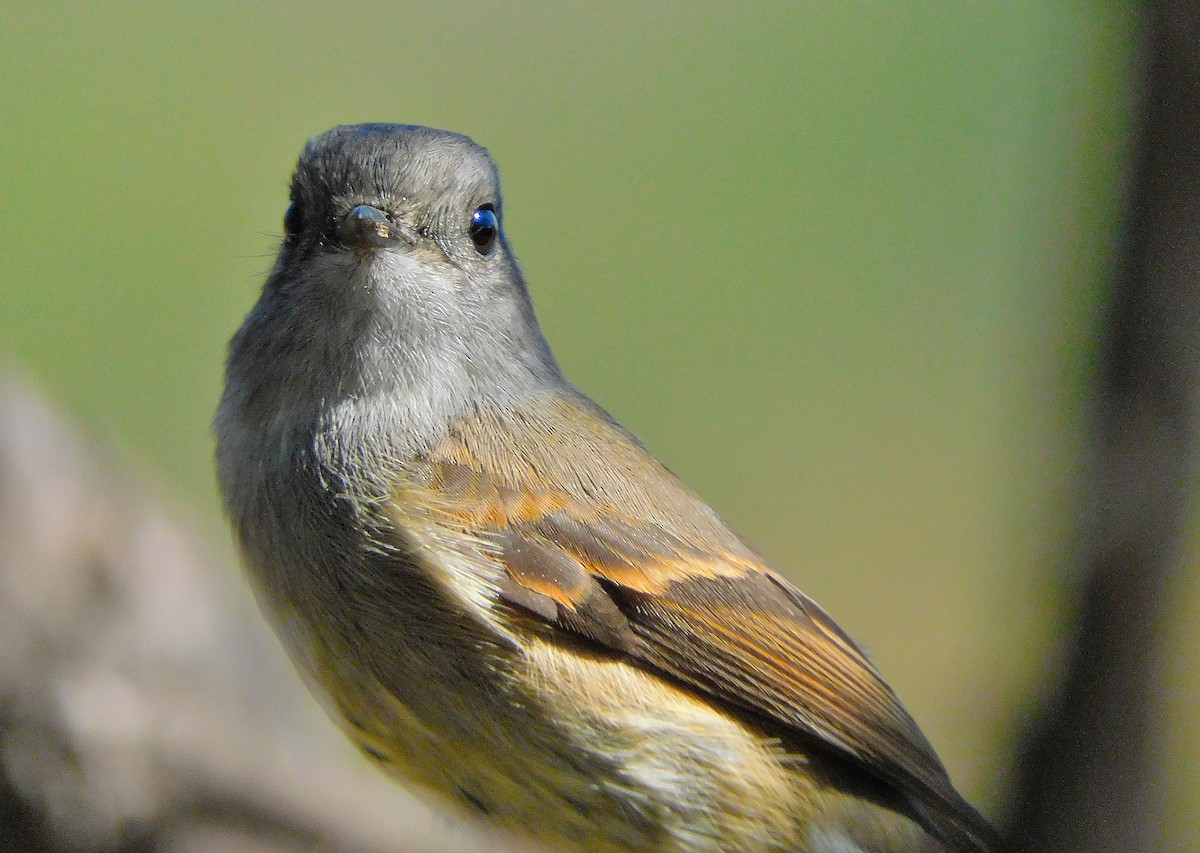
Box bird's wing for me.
[387,401,993,852]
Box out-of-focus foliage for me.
[2,2,1193,848]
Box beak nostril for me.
[341,204,408,249]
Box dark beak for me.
[339,205,413,249]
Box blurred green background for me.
[2,1,1195,847]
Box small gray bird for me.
[215,123,995,853]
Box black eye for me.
[283,201,304,240]
[469,204,499,255]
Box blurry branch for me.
[1000,4,1200,852]
[0,372,532,853]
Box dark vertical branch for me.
[1001,4,1200,852]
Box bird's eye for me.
[283,201,304,240]
[469,204,499,256]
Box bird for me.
[215,123,995,853]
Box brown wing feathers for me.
[496,527,637,650]
[413,455,994,852]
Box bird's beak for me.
[339,205,415,249]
